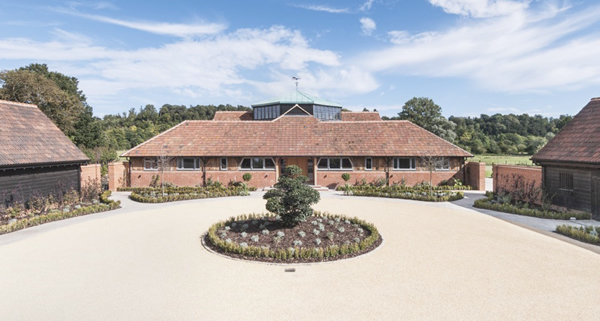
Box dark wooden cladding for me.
[0,165,80,204]
[543,165,597,217]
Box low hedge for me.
[346,187,464,202]
[0,191,121,235]
[129,186,250,203]
[473,195,591,220]
[118,186,257,193]
[336,185,472,192]
[205,211,380,262]
[556,225,600,246]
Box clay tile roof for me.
[0,100,89,168]
[341,111,381,121]
[532,97,600,165]
[212,111,253,121]
[123,115,471,158]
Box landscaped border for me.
[474,194,591,220]
[555,225,600,246]
[204,211,382,263]
[127,186,251,203]
[340,186,464,202]
[0,191,121,235]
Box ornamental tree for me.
[263,165,320,227]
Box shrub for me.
[242,173,252,182]
[341,173,350,182]
[474,194,590,220]
[263,165,320,227]
[556,225,600,246]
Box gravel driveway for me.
[0,192,598,320]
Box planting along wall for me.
[493,164,542,202]
[80,164,101,187]
[317,170,465,189]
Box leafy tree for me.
[398,97,457,142]
[263,165,320,227]
[0,69,83,135]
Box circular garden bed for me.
[204,211,382,263]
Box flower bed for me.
[204,211,381,263]
[0,191,121,235]
[118,186,257,193]
[342,186,464,202]
[474,194,591,220]
[556,225,600,246]
[128,186,251,203]
[336,185,472,192]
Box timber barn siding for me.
[532,97,600,219]
[0,100,89,204]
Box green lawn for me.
[471,154,537,178]
[116,150,128,162]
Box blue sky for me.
[1,0,599,118]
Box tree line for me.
[0,64,571,163]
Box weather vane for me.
[292,76,300,91]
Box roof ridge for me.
[0,99,38,108]
[591,97,600,101]
[214,111,251,113]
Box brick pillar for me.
[313,157,318,186]
[466,162,486,191]
[108,162,128,191]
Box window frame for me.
[239,157,276,171]
[176,157,201,171]
[143,158,158,171]
[365,157,373,171]
[392,157,416,171]
[220,158,228,171]
[435,158,451,171]
[316,157,353,171]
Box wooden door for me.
[593,174,600,220]
[283,157,310,180]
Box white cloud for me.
[360,4,600,93]
[428,0,530,18]
[360,17,376,35]
[0,26,372,109]
[59,10,227,37]
[360,0,375,11]
[294,4,350,14]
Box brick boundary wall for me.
[465,162,486,191]
[493,164,542,202]
[80,164,101,187]
[108,162,129,191]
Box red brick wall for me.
[80,164,101,187]
[107,162,129,191]
[317,170,464,189]
[493,164,542,202]
[465,162,486,191]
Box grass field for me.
[116,150,127,161]
[472,154,537,178]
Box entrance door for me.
[282,157,312,183]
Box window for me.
[314,105,341,121]
[240,157,275,170]
[254,105,280,120]
[317,158,353,170]
[559,173,574,191]
[177,157,200,170]
[144,158,157,171]
[393,158,416,170]
[365,158,373,170]
[435,158,450,171]
[220,158,228,171]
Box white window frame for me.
[220,158,228,171]
[239,157,276,171]
[317,157,353,171]
[177,157,201,171]
[393,158,416,171]
[435,158,451,171]
[365,157,373,171]
[144,158,158,171]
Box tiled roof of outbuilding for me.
[532,97,600,165]
[123,115,471,158]
[212,111,253,121]
[0,100,89,168]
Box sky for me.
[1,0,599,118]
